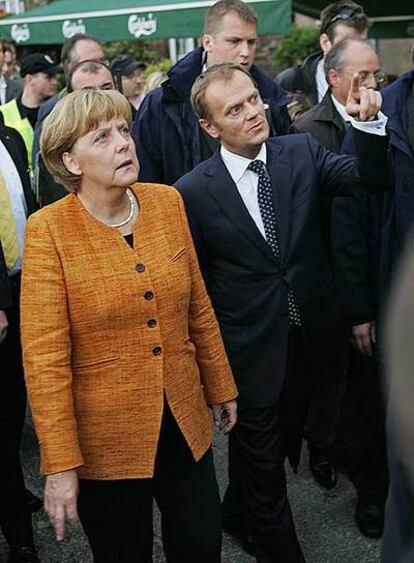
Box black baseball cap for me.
[20,53,63,77]
[111,55,146,77]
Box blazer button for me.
[135,263,145,273]
[153,346,162,356]
[144,291,154,300]
[147,319,157,328]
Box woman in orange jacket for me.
[20,89,237,563]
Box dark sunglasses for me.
[321,7,363,34]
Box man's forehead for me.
[207,72,257,105]
[342,44,379,69]
[213,11,257,36]
[73,40,104,60]
[73,69,113,90]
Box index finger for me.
[349,73,361,101]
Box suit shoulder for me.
[269,133,313,151]
[175,158,213,192]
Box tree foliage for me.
[103,40,165,65]
[273,26,320,72]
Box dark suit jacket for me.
[175,131,389,412]
[0,123,37,309]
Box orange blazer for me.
[21,183,237,479]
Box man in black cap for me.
[111,55,146,119]
[0,53,62,171]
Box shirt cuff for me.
[349,111,388,136]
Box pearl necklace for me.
[108,189,136,228]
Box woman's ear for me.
[62,151,82,177]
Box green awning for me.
[0,0,291,45]
[293,1,414,39]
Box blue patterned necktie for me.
[248,159,301,326]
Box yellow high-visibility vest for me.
[0,98,34,169]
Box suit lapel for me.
[266,141,291,261]
[203,152,277,262]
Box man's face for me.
[320,23,367,55]
[202,11,257,70]
[200,70,269,159]
[30,72,58,100]
[3,51,14,78]
[71,67,115,91]
[122,69,144,99]
[69,40,105,70]
[329,43,380,105]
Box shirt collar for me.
[330,93,351,123]
[221,144,267,184]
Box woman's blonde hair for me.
[40,89,132,193]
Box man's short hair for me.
[320,1,369,43]
[204,0,257,35]
[324,37,369,81]
[41,89,131,193]
[191,62,256,120]
[67,60,113,93]
[60,33,102,67]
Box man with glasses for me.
[277,1,368,106]
[292,37,388,539]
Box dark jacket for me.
[276,51,322,107]
[292,91,380,324]
[133,47,292,185]
[291,90,345,151]
[378,70,414,296]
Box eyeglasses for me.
[342,69,386,87]
[321,7,363,35]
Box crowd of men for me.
[1,0,413,561]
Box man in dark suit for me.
[175,63,387,562]
[291,38,388,538]
[0,124,39,563]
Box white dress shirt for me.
[316,59,329,103]
[221,144,267,238]
[0,140,27,275]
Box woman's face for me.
[65,117,139,191]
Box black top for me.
[17,96,39,128]
[124,233,133,248]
